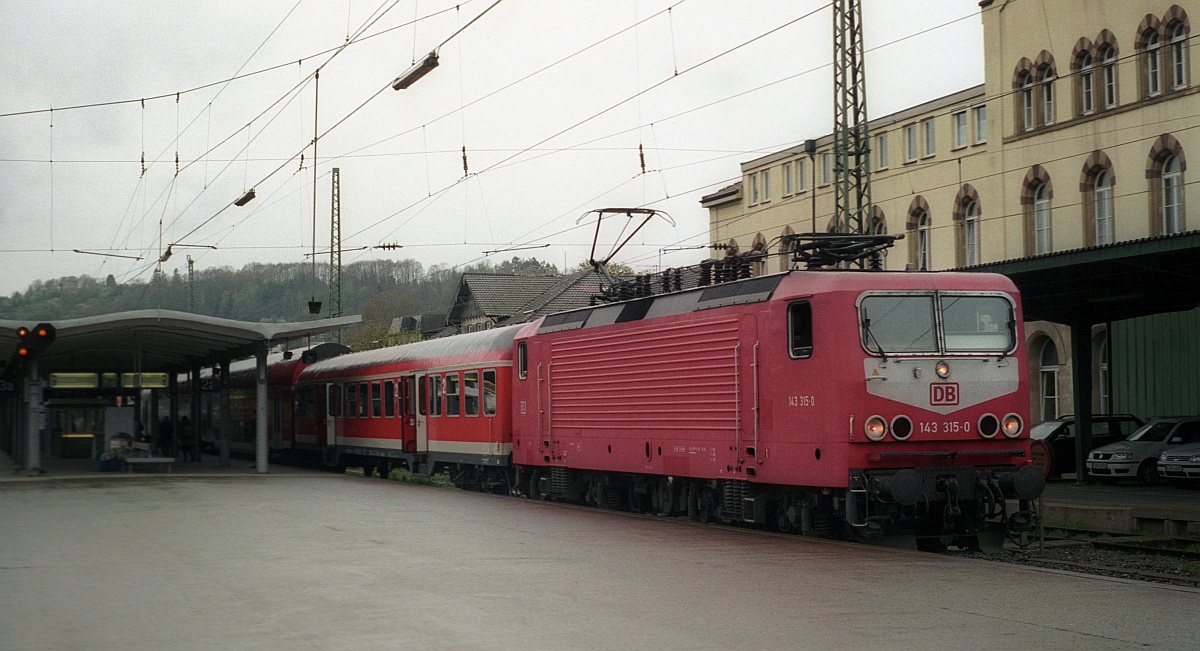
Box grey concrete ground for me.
[2,472,1198,651]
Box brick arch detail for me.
[952,184,982,222]
[777,226,795,272]
[1079,150,1116,189]
[1095,29,1119,55]
[1136,14,1163,48]
[1033,49,1057,75]
[906,196,931,230]
[1146,133,1187,177]
[1071,37,1095,68]
[1011,57,1034,88]
[870,205,887,234]
[1020,165,1053,205]
[1164,5,1190,31]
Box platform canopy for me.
[1,309,361,376]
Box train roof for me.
[527,269,1019,336]
[299,323,524,380]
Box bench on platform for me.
[123,456,175,473]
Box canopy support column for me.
[255,342,269,474]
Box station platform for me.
[4,451,1197,536]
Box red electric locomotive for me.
[510,268,1043,550]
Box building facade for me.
[704,0,1200,423]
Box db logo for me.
[930,383,960,406]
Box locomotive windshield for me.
[860,293,1015,356]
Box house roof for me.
[445,270,619,329]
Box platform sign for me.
[50,373,100,389]
[121,372,168,389]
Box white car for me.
[1086,417,1200,485]
[1158,440,1200,482]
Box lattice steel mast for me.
[329,167,342,340]
[832,0,872,251]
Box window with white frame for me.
[1079,51,1095,115]
[1163,154,1184,234]
[1034,183,1052,254]
[1095,170,1113,245]
[820,152,832,186]
[964,200,980,266]
[748,173,759,205]
[1020,73,1035,131]
[797,158,809,192]
[972,104,987,144]
[1101,46,1118,108]
[1171,22,1188,89]
[921,117,936,157]
[875,132,888,170]
[1040,339,1060,420]
[904,124,918,162]
[951,110,968,149]
[783,162,794,196]
[1040,65,1055,125]
[1148,30,1162,96]
[761,168,771,202]
[917,212,931,270]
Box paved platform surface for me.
[2,470,1199,650]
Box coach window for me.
[788,301,813,359]
[464,371,480,416]
[483,370,498,416]
[357,383,368,418]
[445,373,461,417]
[346,383,357,418]
[518,341,528,379]
[429,375,443,417]
[368,381,380,417]
[384,380,396,417]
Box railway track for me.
[964,528,1200,588]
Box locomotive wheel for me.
[361,465,376,479]
[377,461,392,480]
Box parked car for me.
[1087,417,1200,485]
[1028,414,1144,479]
[1157,440,1200,483]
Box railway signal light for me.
[15,323,56,358]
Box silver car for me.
[1158,440,1200,482]
[1086,417,1200,485]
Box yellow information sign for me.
[120,373,169,389]
[49,373,99,389]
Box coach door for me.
[400,375,417,452]
[325,383,337,447]
[414,373,428,453]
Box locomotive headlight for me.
[1001,413,1024,438]
[978,414,999,439]
[935,361,951,378]
[865,416,888,441]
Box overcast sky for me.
[0,0,983,304]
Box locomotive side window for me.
[483,370,497,416]
[384,380,396,418]
[788,301,813,359]
[358,383,370,418]
[941,295,1016,353]
[445,373,461,417]
[518,341,528,379]
[371,381,382,418]
[860,295,938,354]
[429,375,443,417]
[463,371,480,417]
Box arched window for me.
[1020,72,1035,131]
[1095,170,1114,244]
[914,212,931,270]
[1171,22,1189,89]
[1034,184,1052,254]
[1079,51,1095,115]
[1040,339,1060,420]
[1147,30,1162,96]
[1039,64,1056,125]
[962,200,980,266]
[1101,45,1118,108]
[1163,154,1184,233]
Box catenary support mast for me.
[833,0,873,250]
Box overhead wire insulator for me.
[639,143,646,175]
[462,146,469,177]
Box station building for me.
[703,0,1200,423]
